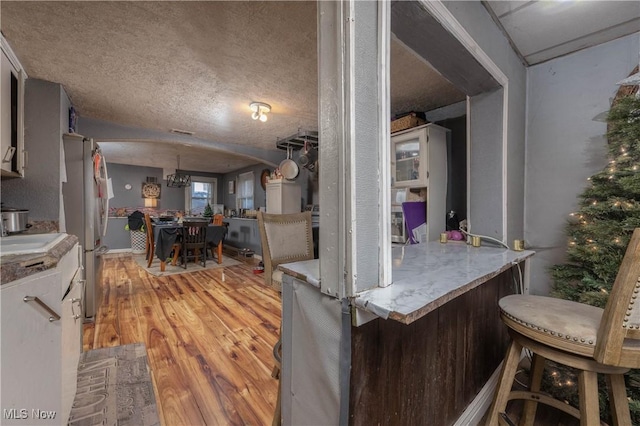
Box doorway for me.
[390,1,507,239]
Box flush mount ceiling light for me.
[250,102,271,122]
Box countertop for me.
[279,241,534,325]
[1,234,79,284]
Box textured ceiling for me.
[0,1,464,172]
[2,1,636,173]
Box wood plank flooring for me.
[83,253,280,426]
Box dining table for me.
[152,222,228,270]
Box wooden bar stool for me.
[257,211,315,425]
[485,228,640,426]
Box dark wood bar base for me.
[349,267,516,426]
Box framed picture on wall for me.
[228,180,235,194]
[260,168,271,191]
[141,182,161,199]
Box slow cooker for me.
[1,208,30,234]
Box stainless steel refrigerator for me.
[62,133,110,320]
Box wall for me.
[525,33,639,295]
[105,163,228,250]
[425,101,467,222]
[104,162,187,249]
[107,159,315,251]
[1,78,69,223]
[107,163,186,213]
[443,0,528,245]
[222,162,315,213]
[436,115,466,220]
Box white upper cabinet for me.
[391,123,447,189]
[1,35,26,178]
[391,124,449,242]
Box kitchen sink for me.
[0,233,68,256]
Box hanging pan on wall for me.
[298,140,318,172]
[279,146,299,180]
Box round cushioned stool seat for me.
[499,295,604,357]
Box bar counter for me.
[279,240,534,324]
[278,241,534,425]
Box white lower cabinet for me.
[1,243,81,425]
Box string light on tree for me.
[550,79,640,423]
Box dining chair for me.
[144,213,154,266]
[180,221,208,269]
[144,213,180,270]
[257,210,314,426]
[485,228,640,426]
[257,210,314,291]
[208,224,227,265]
[207,214,227,264]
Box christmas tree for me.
[203,203,213,219]
[549,86,640,422]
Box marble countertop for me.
[1,234,79,284]
[278,260,321,288]
[279,241,534,325]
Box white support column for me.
[318,0,391,299]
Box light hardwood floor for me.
[83,253,280,425]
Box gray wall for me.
[444,0,528,245]
[104,163,227,249]
[107,163,186,213]
[1,79,69,222]
[103,162,187,249]
[525,33,640,295]
[469,88,504,239]
[222,162,315,212]
[104,160,318,250]
[425,102,467,221]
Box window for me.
[236,172,254,209]
[185,177,217,215]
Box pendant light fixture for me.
[166,155,191,188]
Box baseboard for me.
[453,362,502,426]
[106,248,133,254]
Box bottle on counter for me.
[446,211,459,231]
